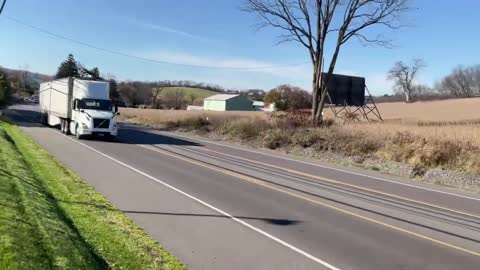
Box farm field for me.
[332,97,480,147]
[119,97,480,175]
[121,98,480,146]
[375,97,480,122]
[159,87,218,101]
[120,107,267,125]
[122,97,480,122]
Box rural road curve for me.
[5,104,480,270]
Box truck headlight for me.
[82,123,89,129]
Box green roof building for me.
[203,94,254,111]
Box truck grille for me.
[93,118,110,129]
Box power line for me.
[6,16,310,70]
[0,0,7,16]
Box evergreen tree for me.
[109,79,120,103]
[55,54,80,79]
[79,65,102,80]
[0,70,12,108]
[90,67,101,80]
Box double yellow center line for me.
[139,144,480,257]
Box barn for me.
[203,94,254,111]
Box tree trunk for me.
[311,68,319,121]
[314,34,342,123]
[316,86,329,121]
[311,56,323,123]
[405,91,410,103]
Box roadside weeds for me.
[120,115,480,193]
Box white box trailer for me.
[39,77,118,139]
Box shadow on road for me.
[115,127,202,146]
[56,200,301,226]
[122,210,302,226]
[3,108,43,128]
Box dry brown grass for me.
[330,98,480,148]
[341,123,480,148]
[119,99,480,174]
[119,108,267,126]
[375,98,480,122]
[121,98,480,147]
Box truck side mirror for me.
[73,100,78,110]
[114,104,118,113]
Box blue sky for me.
[1,0,479,95]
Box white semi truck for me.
[39,77,118,140]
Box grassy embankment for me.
[119,98,480,177]
[0,120,184,269]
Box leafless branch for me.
[244,0,409,120]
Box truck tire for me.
[65,120,71,135]
[75,124,84,140]
[62,120,70,135]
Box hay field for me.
[342,98,480,147]
[120,97,480,147]
[375,97,480,122]
[119,108,267,126]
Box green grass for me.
[0,121,185,269]
[160,87,217,101]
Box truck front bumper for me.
[79,128,117,137]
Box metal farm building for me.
[203,94,254,111]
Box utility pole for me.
[0,0,7,16]
[23,70,27,95]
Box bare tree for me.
[151,86,164,106]
[188,92,197,105]
[244,0,408,122]
[438,65,480,97]
[387,59,425,103]
[164,89,187,109]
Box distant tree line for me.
[0,66,51,97]
[8,53,480,110]
[387,60,480,103]
[437,65,480,97]
[153,80,226,93]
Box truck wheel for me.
[64,121,71,135]
[75,125,84,140]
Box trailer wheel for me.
[65,120,71,135]
[61,120,70,135]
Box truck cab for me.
[70,80,118,139]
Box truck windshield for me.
[79,99,112,111]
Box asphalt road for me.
[5,104,480,270]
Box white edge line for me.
[56,132,340,270]
[146,128,480,202]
